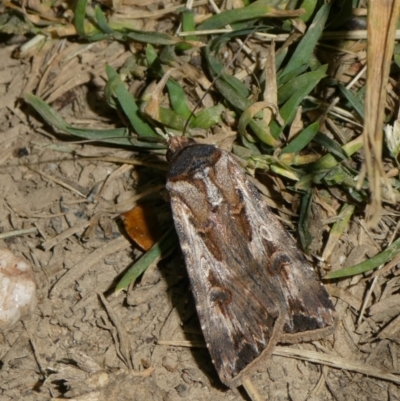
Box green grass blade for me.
[277,65,310,87]
[214,79,252,111]
[325,236,400,279]
[127,31,190,46]
[281,121,319,153]
[206,47,250,98]
[158,107,189,131]
[74,0,88,38]
[182,10,197,40]
[74,0,107,40]
[271,65,327,138]
[166,79,191,119]
[298,0,319,22]
[322,203,355,266]
[312,132,348,160]
[278,68,327,104]
[94,5,114,34]
[25,94,164,148]
[105,65,160,139]
[25,93,69,131]
[305,136,363,172]
[338,84,364,119]
[146,43,160,69]
[214,78,279,146]
[192,104,225,129]
[115,227,178,291]
[197,1,296,30]
[238,105,278,147]
[329,203,355,240]
[176,10,198,51]
[298,189,313,251]
[279,3,331,80]
[159,104,224,130]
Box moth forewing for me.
[166,137,337,387]
[236,177,337,341]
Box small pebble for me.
[0,248,37,332]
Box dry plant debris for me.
[0,1,400,400]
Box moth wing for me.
[167,144,336,387]
[169,192,286,387]
[235,170,337,342]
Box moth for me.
[165,136,337,388]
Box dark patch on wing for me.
[269,252,292,275]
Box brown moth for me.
[166,136,337,388]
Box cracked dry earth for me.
[0,38,400,401]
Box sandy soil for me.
[0,35,399,401]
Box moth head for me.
[166,136,197,163]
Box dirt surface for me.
[1,36,400,401]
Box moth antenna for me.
[181,29,257,138]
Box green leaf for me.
[330,204,355,239]
[74,0,88,38]
[146,43,160,69]
[325,236,400,279]
[26,94,69,131]
[238,103,278,146]
[197,1,293,30]
[281,121,319,153]
[166,79,192,119]
[127,31,190,46]
[298,0,319,23]
[271,65,327,138]
[210,25,271,49]
[214,79,252,111]
[278,68,327,104]
[192,104,225,129]
[176,10,198,51]
[205,47,251,98]
[25,94,164,148]
[312,132,348,160]
[158,107,189,131]
[338,84,364,119]
[94,5,113,34]
[181,10,197,39]
[105,65,159,139]
[298,189,313,252]
[277,65,310,87]
[158,104,224,130]
[321,165,353,186]
[115,227,178,291]
[213,77,278,146]
[74,0,107,40]
[279,3,331,80]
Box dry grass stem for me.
[273,346,400,385]
[362,1,400,225]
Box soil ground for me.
[0,36,399,401]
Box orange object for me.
[121,204,162,251]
